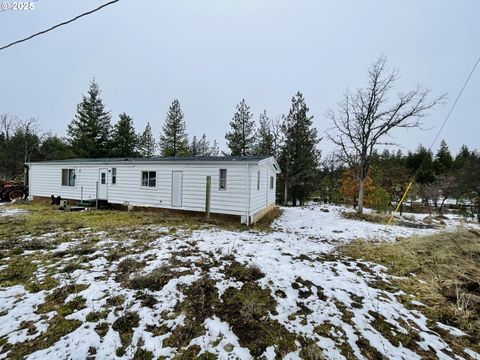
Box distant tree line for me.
[317,142,480,220]
[1,57,478,216]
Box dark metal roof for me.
[28,156,273,164]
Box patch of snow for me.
[0,207,27,217]
[436,322,468,337]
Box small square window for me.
[219,169,227,190]
[61,169,75,186]
[141,171,156,187]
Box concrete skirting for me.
[250,203,277,225]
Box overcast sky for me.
[1,0,479,155]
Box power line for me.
[426,55,480,153]
[386,54,480,227]
[0,0,120,52]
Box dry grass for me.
[0,201,251,242]
[341,211,394,225]
[253,207,283,231]
[341,229,480,353]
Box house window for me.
[112,168,117,185]
[257,171,261,191]
[219,169,227,190]
[270,176,274,189]
[101,172,106,184]
[61,169,75,187]
[141,171,156,187]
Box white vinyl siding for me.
[248,163,277,217]
[28,158,279,220]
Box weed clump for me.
[224,262,265,282]
[129,266,179,291]
[135,291,158,308]
[217,282,296,357]
[37,284,88,314]
[115,257,145,283]
[164,276,219,349]
[117,257,144,274]
[0,259,37,287]
[112,311,140,350]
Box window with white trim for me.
[61,169,75,187]
[257,170,261,191]
[141,171,156,187]
[270,176,274,189]
[112,168,117,184]
[219,169,227,190]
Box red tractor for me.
[0,180,28,202]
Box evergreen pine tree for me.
[67,80,111,158]
[454,145,471,170]
[255,110,275,156]
[159,99,189,157]
[190,134,219,156]
[138,122,157,157]
[434,139,453,174]
[111,113,137,157]
[406,145,435,184]
[279,92,320,206]
[225,99,255,156]
[190,135,200,156]
[40,135,73,160]
[197,134,211,156]
[210,140,220,156]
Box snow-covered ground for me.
[0,203,27,217]
[0,204,479,359]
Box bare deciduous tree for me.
[0,114,18,180]
[327,56,444,213]
[16,118,45,183]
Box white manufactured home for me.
[26,156,281,224]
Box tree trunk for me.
[476,196,480,223]
[357,178,365,214]
[439,198,447,214]
[283,174,288,206]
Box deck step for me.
[78,199,108,208]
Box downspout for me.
[246,163,251,226]
[266,164,269,207]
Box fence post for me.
[95,181,99,210]
[205,176,211,220]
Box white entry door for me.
[171,171,183,207]
[98,168,108,200]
